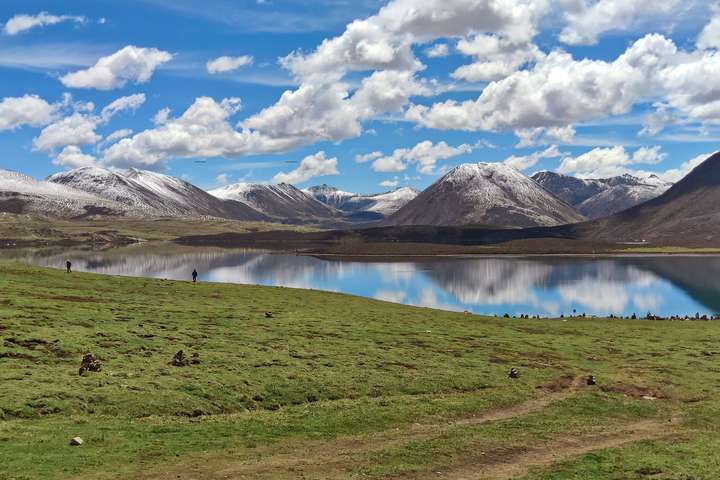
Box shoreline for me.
[5,237,720,258]
[301,251,720,259]
[7,255,719,319]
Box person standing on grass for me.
[66,260,72,273]
[192,269,198,283]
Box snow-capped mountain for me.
[352,187,420,216]
[305,184,419,217]
[0,169,126,217]
[304,185,356,209]
[209,182,339,222]
[47,167,267,220]
[533,172,672,220]
[531,171,606,206]
[386,163,585,228]
[593,152,720,245]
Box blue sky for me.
[1,0,720,194]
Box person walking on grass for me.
[66,260,72,273]
[192,269,198,283]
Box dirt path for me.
[432,417,680,480]
[133,376,677,480]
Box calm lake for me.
[5,244,720,317]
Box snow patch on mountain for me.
[0,168,126,217]
[303,184,355,209]
[47,167,267,220]
[305,184,419,217]
[210,182,338,220]
[533,171,672,220]
[388,163,585,228]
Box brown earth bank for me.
[174,224,712,255]
[0,213,318,249]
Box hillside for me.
[387,163,585,227]
[591,152,720,245]
[533,172,671,220]
[1,262,716,479]
[209,182,339,222]
[48,167,267,221]
[0,169,126,217]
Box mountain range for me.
[0,169,125,218]
[532,171,672,220]
[589,151,720,245]
[0,161,688,231]
[209,182,338,223]
[304,184,419,221]
[48,167,267,221]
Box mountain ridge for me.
[305,184,419,218]
[590,152,720,245]
[532,171,672,220]
[386,163,585,228]
[209,182,339,222]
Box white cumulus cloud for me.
[355,151,383,163]
[34,113,101,152]
[103,128,133,145]
[406,32,720,139]
[34,94,146,153]
[380,178,400,188]
[3,12,86,36]
[503,145,563,171]
[698,5,720,51]
[371,140,477,174]
[272,151,339,184]
[102,97,301,168]
[53,145,97,168]
[452,34,543,82]
[559,0,683,46]
[425,43,449,58]
[557,145,667,178]
[206,55,253,74]
[60,46,173,90]
[0,94,58,131]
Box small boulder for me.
[265,312,274,319]
[171,350,188,367]
[586,375,597,386]
[508,368,520,379]
[78,354,102,376]
[69,437,83,446]
[190,352,201,365]
[171,350,200,367]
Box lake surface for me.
[5,245,720,317]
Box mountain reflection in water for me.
[6,245,720,317]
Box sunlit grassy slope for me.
[1,262,718,479]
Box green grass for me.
[1,262,719,479]
[0,213,314,245]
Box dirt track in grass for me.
[134,376,680,480]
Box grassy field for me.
[0,213,315,246]
[1,262,719,479]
